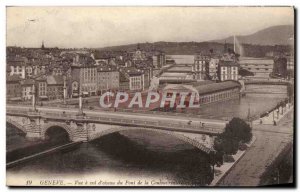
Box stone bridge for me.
[7,105,226,154]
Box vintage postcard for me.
[6,6,294,187]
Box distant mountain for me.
[96,25,293,56]
[96,40,290,57]
[97,41,228,55]
[213,25,294,46]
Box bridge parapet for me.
[7,108,222,136]
[7,106,223,150]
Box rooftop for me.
[22,79,35,85]
[195,80,241,95]
[47,75,64,85]
[7,74,22,82]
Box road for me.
[217,110,293,186]
[6,105,227,128]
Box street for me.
[218,110,293,186]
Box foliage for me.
[238,143,248,151]
[222,117,252,143]
[214,136,239,155]
[213,117,252,158]
[223,154,235,163]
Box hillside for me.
[97,41,290,58]
[213,25,294,46]
[96,25,293,57]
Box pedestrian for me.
[260,117,263,124]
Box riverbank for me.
[209,136,256,186]
[253,103,294,125]
[7,142,82,169]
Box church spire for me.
[41,40,45,49]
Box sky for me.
[6,6,294,48]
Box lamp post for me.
[79,92,83,114]
[31,83,36,111]
[63,75,67,105]
[247,102,252,128]
[77,85,83,116]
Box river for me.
[166,55,194,64]
[7,128,213,186]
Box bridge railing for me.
[6,108,223,134]
[84,115,221,134]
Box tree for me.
[214,135,239,155]
[213,118,252,158]
[222,117,252,143]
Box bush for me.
[213,136,239,155]
[238,143,248,151]
[222,117,252,143]
[221,137,239,155]
[223,154,235,163]
[213,118,252,157]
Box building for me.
[128,69,145,91]
[195,81,241,105]
[92,52,111,65]
[25,65,34,78]
[7,57,27,79]
[21,79,34,101]
[97,66,120,94]
[162,84,200,109]
[69,54,97,97]
[119,71,130,91]
[70,64,97,97]
[273,57,288,78]
[132,46,147,62]
[119,67,145,91]
[135,60,153,89]
[218,60,239,81]
[160,64,194,81]
[7,74,22,101]
[286,53,294,70]
[152,51,166,68]
[239,57,273,77]
[51,64,64,76]
[208,58,220,80]
[35,76,48,101]
[193,54,210,80]
[46,75,64,100]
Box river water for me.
[7,129,213,186]
[166,55,194,64]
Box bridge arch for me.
[89,127,213,154]
[6,118,27,134]
[42,123,74,142]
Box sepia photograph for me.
[5,6,294,187]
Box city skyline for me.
[7,7,294,48]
